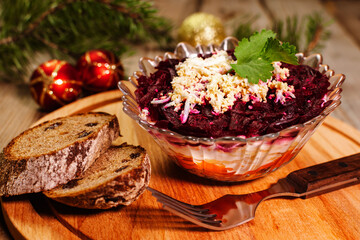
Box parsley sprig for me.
[231,29,298,84]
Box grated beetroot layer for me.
[135,56,331,138]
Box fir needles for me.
[0,0,172,82]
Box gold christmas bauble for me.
[178,12,226,46]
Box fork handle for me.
[286,153,360,198]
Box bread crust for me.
[3,112,118,161]
[0,112,120,196]
[45,145,151,209]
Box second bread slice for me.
[44,143,151,209]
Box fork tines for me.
[147,187,221,226]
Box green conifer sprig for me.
[0,0,173,82]
[233,12,332,56]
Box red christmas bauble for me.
[30,60,82,111]
[77,49,124,92]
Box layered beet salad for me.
[135,50,330,139]
[125,30,341,181]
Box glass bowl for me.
[118,37,345,182]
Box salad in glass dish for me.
[119,30,345,182]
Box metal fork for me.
[148,153,360,230]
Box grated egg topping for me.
[150,50,295,123]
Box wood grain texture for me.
[1,1,360,239]
[322,0,360,47]
[286,153,360,195]
[2,88,360,240]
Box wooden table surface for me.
[0,0,359,239]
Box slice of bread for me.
[0,112,120,196]
[44,143,151,209]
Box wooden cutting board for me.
[2,86,360,240]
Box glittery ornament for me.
[77,49,124,92]
[178,12,226,46]
[30,60,82,111]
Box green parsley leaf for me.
[234,29,276,63]
[281,42,297,55]
[262,38,298,65]
[231,58,274,83]
[231,29,299,84]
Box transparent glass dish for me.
[118,37,345,182]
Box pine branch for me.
[232,14,258,40]
[304,12,332,55]
[33,34,72,55]
[271,15,307,52]
[305,25,323,56]
[0,1,66,45]
[0,0,173,82]
[233,12,332,55]
[0,0,147,45]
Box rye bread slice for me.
[0,112,120,196]
[44,143,151,209]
